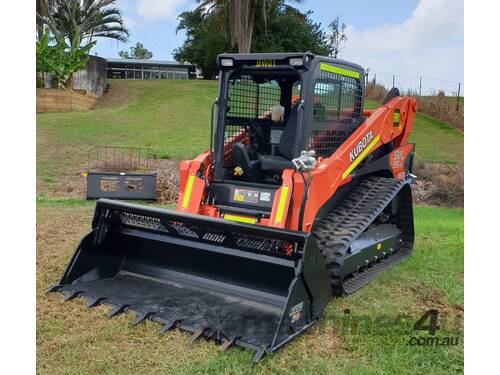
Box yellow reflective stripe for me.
[275,185,289,224]
[181,175,195,209]
[342,135,381,179]
[320,63,360,79]
[224,214,257,224]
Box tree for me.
[38,0,129,49]
[174,5,232,79]
[252,6,329,55]
[197,0,303,53]
[36,0,57,39]
[174,2,329,78]
[326,15,347,58]
[119,42,153,60]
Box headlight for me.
[289,57,304,66]
[220,58,234,67]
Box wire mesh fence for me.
[366,73,463,98]
[365,72,463,115]
[87,146,157,173]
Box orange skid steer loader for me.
[49,53,416,362]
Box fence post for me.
[419,77,422,96]
[392,75,395,88]
[456,83,461,112]
[374,74,376,85]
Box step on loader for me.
[48,53,416,362]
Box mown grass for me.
[37,204,463,374]
[37,80,217,159]
[37,80,464,188]
[364,99,463,165]
[409,113,463,165]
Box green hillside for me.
[37,80,464,188]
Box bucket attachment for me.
[49,199,331,361]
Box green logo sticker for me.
[393,109,401,126]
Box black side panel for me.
[87,172,157,200]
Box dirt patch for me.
[36,135,90,198]
[410,283,448,309]
[412,161,464,207]
[94,81,145,109]
[156,159,180,204]
[409,283,464,333]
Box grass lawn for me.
[37,80,464,193]
[364,99,463,165]
[37,203,463,374]
[409,113,463,165]
[37,81,464,373]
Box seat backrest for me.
[278,105,299,160]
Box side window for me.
[223,75,282,165]
[307,64,362,158]
[227,76,281,119]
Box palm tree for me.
[197,0,302,53]
[36,0,57,39]
[38,0,129,47]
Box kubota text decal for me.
[343,131,381,179]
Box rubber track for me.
[312,176,412,295]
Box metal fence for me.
[366,72,463,98]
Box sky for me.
[93,0,464,89]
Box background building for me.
[106,58,195,80]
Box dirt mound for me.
[156,159,179,204]
[412,161,464,207]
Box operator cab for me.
[210,53,365,217]
[222,69,302,184]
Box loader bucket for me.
[49,199,331,361]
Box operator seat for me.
[260,105,298,171]
[231,105,298,177]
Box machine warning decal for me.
[289,302,304,324]
[233,188,259,203]
[260,191,271,202]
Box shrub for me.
[36,27,95,89]
[364,79,464,132]
[365,79,388,102]
[413,161,464,207]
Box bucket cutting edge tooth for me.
[132,311,153,325]
[85,297,106,308]
[252,348,266,363]
[159,319,181,334]
[219,337,237,352]
[63,290,82,302]
[189,328,206,344]
[45,285,63,294]
[106,304,129,318]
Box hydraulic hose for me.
[298,170,312,231]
